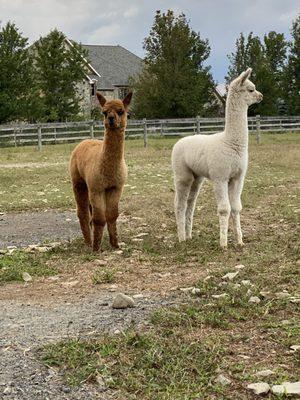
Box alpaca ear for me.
[238,68,252,85]
[96,91,106,108]
[122,91,133,110]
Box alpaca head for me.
[96,91,133,130]
[229,68,263,107]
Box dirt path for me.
[0,210,80,249]
[1,285,173,399]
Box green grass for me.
[92,268,116,284]
[0,251,57,282]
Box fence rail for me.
[0,115,299,149]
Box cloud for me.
[0,0,298,81]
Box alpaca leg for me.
[229,176,245,246]
[89,192,106,252]
[174,174,194,242]
[185,176,204,239]
[213,181,231,249]
[105,188,122,249]
[72,181,92,246]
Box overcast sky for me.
[0,0,299,82]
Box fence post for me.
[160,122,163,136]
[256,115,261,144]
[13,128,17,147]
[90,121,94,138]
[143,118,147,148]
[196,116,201,135]
[37,125,42,150]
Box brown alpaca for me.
[70,91,132,251]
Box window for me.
[91,82,96,96]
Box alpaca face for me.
[230,68,263,107]
[96,91,133,130]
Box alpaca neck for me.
[224,93,249,149]
[102,127,125,162]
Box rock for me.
[204,275,213,281]
[235,264,245,270]
[290,297,300,303]
[134,232,149,238]
[247,382,270,395]
[290,345,300,353]
[3,386,12,395]
[61,280,79,287]
[255,369,275,377]
[112,293,135,309]
[22,272,33,282]
[271,381,300,395]
[180,287,194,293]
[212,293,228,299]
[215,374,231,386]
[275,291,290,299]
[191,288,201,295]
[114,250,123,255]
[222,271,239,281]
[249,296,261,304]
[132,294,144,299]
[241,280,251,286]
[114,329,121,335]
[95,259,107,266]
[36,246,49,253]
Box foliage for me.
[132,10,217,119]
[0,22,36,123]
[283,15,300,115]
[33,29,89,122]
[226,31,287,116]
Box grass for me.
[0,251,57,282]
[1,133,300,398]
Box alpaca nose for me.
[108,116,115,125]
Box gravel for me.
[0,291,172,399]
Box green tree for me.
[283,15,300,115]
[132,10,216,119]
[227,32,288,116]
[34,29,88,122]
[0,22,34,123]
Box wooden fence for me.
[0,115,299,149]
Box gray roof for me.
[82,45,142,89]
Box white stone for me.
[191,288,201,295]
[235,264,245,270]
[249,296,261,304]
[241,280,251,286]
[215,374,231,386]
[22,272,32,282]
[271,381,300,395]
[222,271,239,281]
[132,294,144,299]
[95,259,107,266]
[112,293,135,309]
[290,297,300,303]
[275,292,290,299]
[247,382,270,395]
[290,345,300,353]
[180,287,194,293]
[134,232,149,238]
[212,293,228,299]
[255,369,275,377]
[204,275,213,281]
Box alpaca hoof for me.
[220,245,228,251]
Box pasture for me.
[0,133,299,399]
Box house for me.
[66,39,143,116]
[213,83,227,116]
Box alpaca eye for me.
[248,89,254,92]
[117,110,124,116]
[103,111,108,117]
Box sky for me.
[0,0,299,83]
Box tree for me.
[132,10,217,119]
[34,29,88,122]
[0,22,34,123]
[227,32,288,116]
[283,15,300,115]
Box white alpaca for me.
[171,68,263,248]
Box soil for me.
[0,210,79,249]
